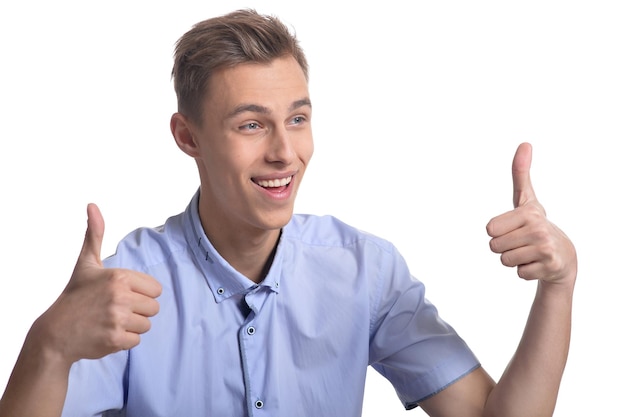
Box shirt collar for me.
[182,190,282,303]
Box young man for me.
[0,9,576,417]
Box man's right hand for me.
[0,205,162,417]
[33,203,162,365]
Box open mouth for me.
[253,175,293,188]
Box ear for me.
[170,112,201,158]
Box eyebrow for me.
[226,97,312,119]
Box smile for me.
[254,176,293,188]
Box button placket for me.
[240,285,275,415]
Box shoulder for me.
[102,212,187,271]
[285,213,395,253]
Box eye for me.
[240,122,261,131]
[289,116,306,125]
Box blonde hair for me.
[172,9,309,124]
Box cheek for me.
[298,137,315,165]
[206,142,248,173]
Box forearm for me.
[0,320,72,417]
[483,278,574,417]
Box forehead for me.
[204,56,310,115]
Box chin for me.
[260,210,294,231]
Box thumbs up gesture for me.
[486,143,577,285]
[32,204,162,365]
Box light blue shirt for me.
[62,191,479,417]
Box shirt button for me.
[217,287,225,295]
[247,326,256,335]
[255,400,264,409]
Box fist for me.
[486,143,577,285]
[34,204,162,364]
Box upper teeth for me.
[256,176,292,188]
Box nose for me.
[266,126,296,164]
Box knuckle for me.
[526,204,547,222]
[485,218,499,237]
[527,220,552,243]
[516,265,536,281]
[142,299,160,318]
[105,305,127,327]
[545,253,564,275]
[152,280,164,297]
[500,253,513,267]
[142,319,153,333]
[104,328,127,351]
[537,240,554,256]
[108,290,131,309]
[532,229,546,242]
[109,269,131,287]
[127,334,141,349]
[517,266,529,280]
[150,299,161,316]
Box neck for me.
[198,210,282,284]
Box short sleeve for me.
[61,350,128,416]
[368,246,480,409]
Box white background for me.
[1,1,624,415]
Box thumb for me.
[512,142,537,207]
[78,203,105,267]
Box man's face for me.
[191,56,313,238]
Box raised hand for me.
[33,203,162,365]
[486,143,577,285]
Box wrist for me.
[25,315,75,373]
[537,272,576,302]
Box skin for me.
[420,142,577,416]
[0,203,162,417]
[0,55,576,417]
[170,56,314,282]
